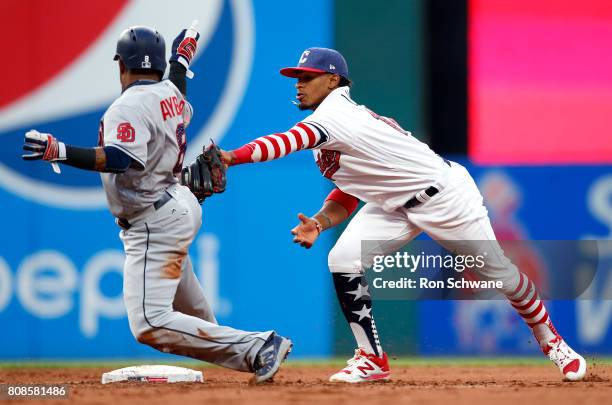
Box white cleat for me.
[329,348,390,383]
[546,337,587,381]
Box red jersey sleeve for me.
[325,188,359,215]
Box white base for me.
[101,365,204,384]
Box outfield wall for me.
[1,0,611,360]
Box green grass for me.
[289,356,612,367]
[0,360,205,369]
[2,356,611,369]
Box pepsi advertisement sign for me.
[0,0,335,359]
[0,0,255,208]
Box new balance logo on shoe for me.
[329,349,391,383]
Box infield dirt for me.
[1,363,611,405]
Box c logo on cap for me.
[299,50,310,64]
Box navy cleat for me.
[250,332,292,384]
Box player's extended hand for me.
[22,130,65,161]
[291,213,321,249]
[170,22,201,73]
[219,149,237,167]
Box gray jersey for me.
[103,81,272,373]
[100,80,192,218]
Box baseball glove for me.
[181,143,226,203]
[202,143,227,194]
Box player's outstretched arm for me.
[220,121,328,166]
[22,130,132,173]
[291,188,359,249]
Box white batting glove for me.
[22,130,65,174]
[22,130,66,161]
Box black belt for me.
[117,191,173,230]
[403,186,440,209]
[403,159,451,209]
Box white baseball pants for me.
[328,162,521,295]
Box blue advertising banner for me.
[2,0,610,360]
[0,0,335,359]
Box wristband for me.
[58,142,67,160]
[312,217,323,235]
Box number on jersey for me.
[366,108,410,136]
[173,123,187,175]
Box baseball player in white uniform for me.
[22,25,291,384]
[220,47,586,383]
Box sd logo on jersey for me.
[117,123,136,143]
[0,0,254,209]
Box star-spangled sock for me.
[332,272,382,357]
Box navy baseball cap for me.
[280,47,349,80]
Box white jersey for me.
[305,87,449,212]
[99,80,192,218]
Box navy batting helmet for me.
[114,26,167,75]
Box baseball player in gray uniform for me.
[220,48,586,383]
[22,25,291,384]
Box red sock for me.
[507,272,560,352]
